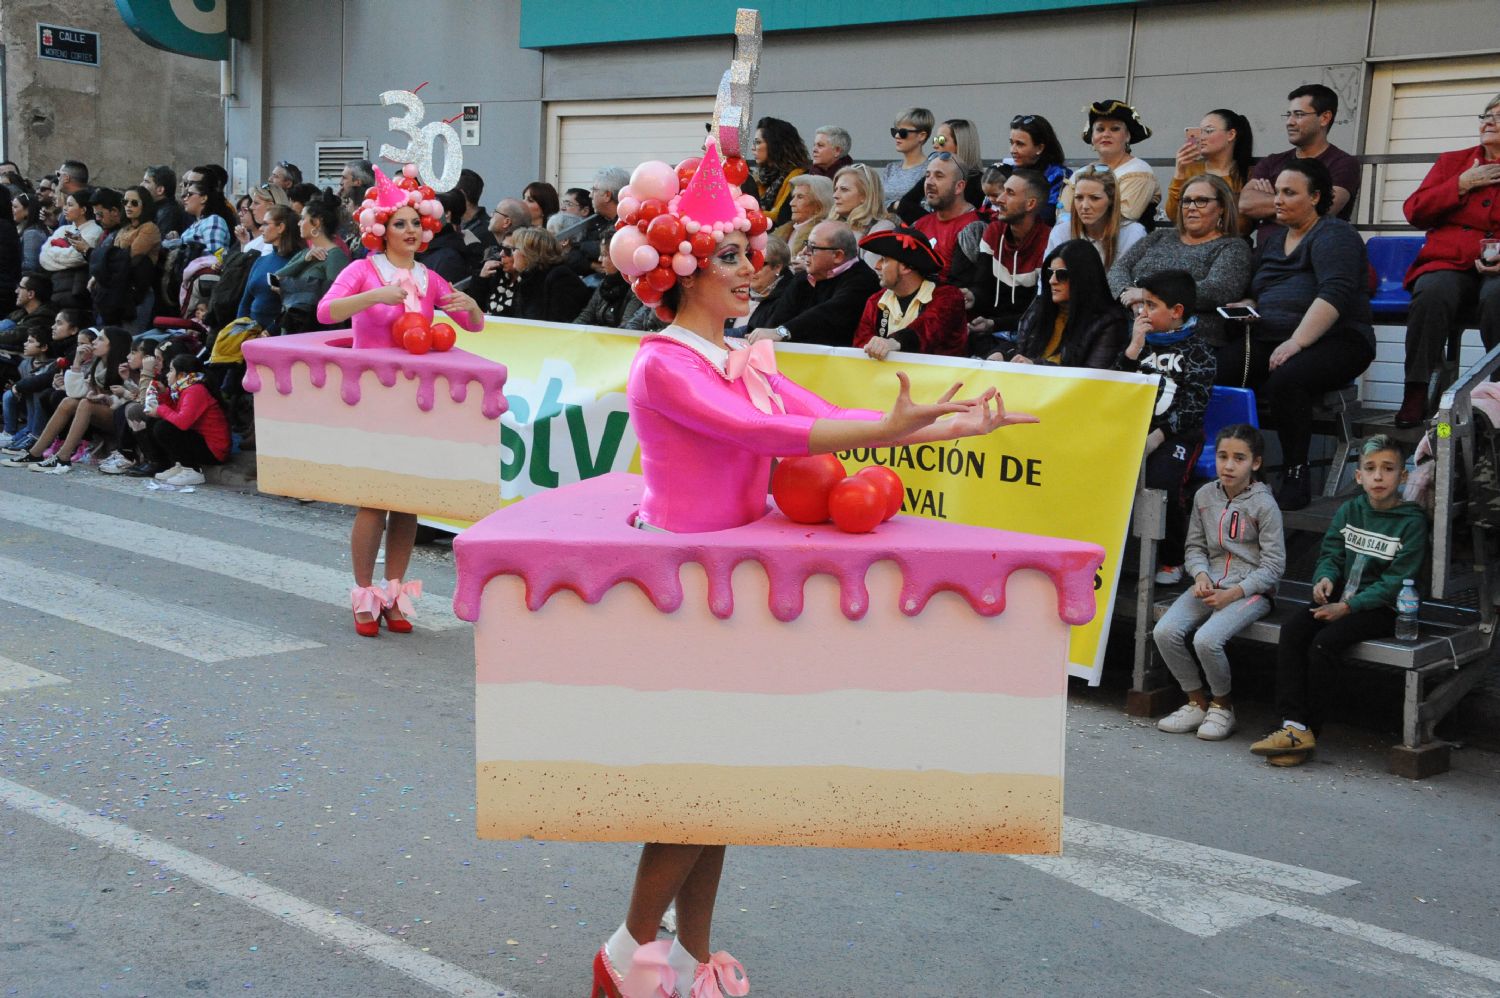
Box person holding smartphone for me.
[1165,110,1254,234]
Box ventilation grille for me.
[315,141,368,189]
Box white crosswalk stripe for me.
[2,492,463,630]
[0,555,323,663]
[0,656,70,692]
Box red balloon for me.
[748,249,764,271]
[654,304,676,324]
[365,186,377,201]
[723,156,750,186]
[361,233,383,252]
[392,311,431,349]
[646,214,686,254]
[638,199,665,223]
[676,157,702,187]
[829,476,886,534]
[428,322,457,352]
[646,266,677,293]
[856,466,904,520]
[632,277,663,306]
[418,185,435,199]
[771,454,847,524]
[402,326,432,354]
[689,230,716,257]
[745,210,769,236]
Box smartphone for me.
[267,273,281,288]
[1184,127,1202,144]
[1217,305,1260,320]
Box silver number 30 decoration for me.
[712,9,762,159]
[378,89,463,192]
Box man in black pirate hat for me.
[852,224,968,359]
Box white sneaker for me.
[1157,702,1207,733]
[39,460,72,475]
[1196,705,1236,741]
[30,455,63,473]
[0,432,11,447]
[166,467,205,487]
[154,463,185,481]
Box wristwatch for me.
[775,326,790,341]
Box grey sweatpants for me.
[1152,588,1272,697]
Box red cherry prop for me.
[428,322,457,352]
[723,155,750,186]
[392,311,431,351]
[676,157,702,188]
[771,454,847,524]
[646,266,677,293]
[829,475,886,534]
[402,326,432,354]
[856,466,904,520]
[688,230,716,258]
[646,214,686,254]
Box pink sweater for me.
[316,256,484,349]
[627,331,881,533]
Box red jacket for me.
[853,282,967,356]
[1403,145,1500,289]
[157,382,231,461]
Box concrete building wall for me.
[0,0,221,187]
[224,0,1499,200]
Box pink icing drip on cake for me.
[243,329,509,420]
[453,473,1104,626]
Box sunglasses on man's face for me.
[499,246,516,255]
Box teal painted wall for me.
[519,0,1140,48]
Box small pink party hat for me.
[371,166,411,210]
[675,138,741,229]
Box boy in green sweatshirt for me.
[1251,435,1429,766]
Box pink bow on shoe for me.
[350,585,386,617]
[725,338,785,415]
[384,578,422,615]
[620,942,749,998]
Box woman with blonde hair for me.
[897,117,986,221]
[830,163,895,267]
[507,225,591,324]
[1045,164,1145,271]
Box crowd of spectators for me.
[3,81,1495,539]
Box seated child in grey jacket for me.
[1152,424,1286,740]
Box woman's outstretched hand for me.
[881,372,1039,442]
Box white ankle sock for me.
[605,922,637,975]
[1284,720,1308,731]
[667,937,699,997]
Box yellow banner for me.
[447,317,1157,683]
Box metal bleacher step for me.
[1349,406,1426,446]
[1280,493,1351,535]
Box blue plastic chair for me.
[1194,386,1259,479]
[1367,235,1425,317]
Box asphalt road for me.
[2,469,1498,998]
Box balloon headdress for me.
[356,163,445,254]
[608,8,767,324]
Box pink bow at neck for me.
[389,266,423,312]
[620,942,749,998]
[384,579,422,615]
[725,338,785,415]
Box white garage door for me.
[1365,56,1500,225]
[546,98,716,193]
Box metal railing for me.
[1430,342,1500,620]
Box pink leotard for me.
[317,255,484,349]
[627,327,882,533]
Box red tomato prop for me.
[428,322,457,352]
[723,156,750,186]
[856,466,904,521]
[402,326,432,354]
[771,454,847,524]
[392,311,431,350]
[829,475,886,534]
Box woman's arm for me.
[1403,150,1472,229]
[156,382,212,430]
[1193,236,1253,308]
[1116,172,1160,222]
[1107,229,1155,298]
[318,261,401,324]
[133,223,161,259]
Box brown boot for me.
[1394,382,1427,429]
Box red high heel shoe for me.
[350,585,384,637]
[590,946,625,998]
[382,578,421,634]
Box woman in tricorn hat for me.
[1060,98,1161,224]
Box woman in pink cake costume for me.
[317,164,484,637]
[592,139,1039,998]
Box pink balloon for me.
[610,225,649,275]
[617,196,641,220]
[671,252,698,276]
[736,194,760,212]
[632,244,661,272]
[749,232,768,253]
[631,161,680,202]
[618,185,635,202]
[371,223,386,237]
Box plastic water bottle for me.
[1395,580,1420,642]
